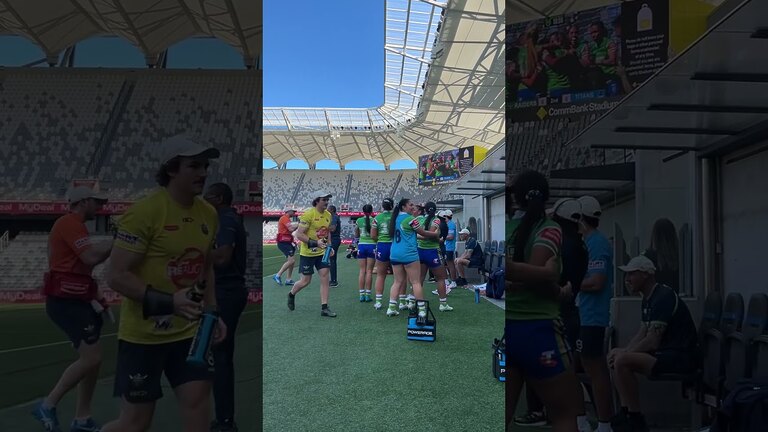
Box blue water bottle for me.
[474,287,480,303]
[321,240,332,265]
[187,306,218,367]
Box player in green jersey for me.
[370,198,394,310]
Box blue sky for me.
[0,0,417,171]
[263,0,414,171]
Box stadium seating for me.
[724,293,768,391]
[700,292,745,405]
[0,70,124,199]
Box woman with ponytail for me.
[505,170,581,432]
[416,202,453,312]
[355,204,376,302]
[386,198,439,318]
[370,198,394,310]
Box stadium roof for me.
[264,0,504,166]
[567,0,767,159]
[0,0,262,67]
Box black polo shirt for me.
[641,283,697,352]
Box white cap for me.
[312,190,333,199]
[618,255,656,274]
[550,198,582,223]
[459,228,470,235]
[67,186,108,204]
[443,209,453,217]
[577,195,602,219]
[158,135,220,165]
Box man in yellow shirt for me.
[287,190,337,317]
[101,135,227,432]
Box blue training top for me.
[445,220,457,251]
[390,213,421,263]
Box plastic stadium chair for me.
[700,292,745,406]
[724,293,768,391]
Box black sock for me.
[322,303,328,310]
[288,292,295,298]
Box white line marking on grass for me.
[0,310,259,355]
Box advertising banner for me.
[0,201,262,216]
[507,0,669,122]
[0,289,262,304]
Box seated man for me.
[454,229,484,287]
[608,255,699,432]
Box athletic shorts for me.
[559,306,581,352]
[277,242,296,257]
[418,248,442,269]
[113,338,214,403]
[299,254,329,275]
[651,350,697,376]
[445,251,455,260]
[390,260,418,266]
[506,319,572,380]
[357,243,376,260]
[577,326,606,358]
[375,242,391,262]
[46,297,103,349]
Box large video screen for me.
[507,0,669,121]
[418,146,487,186]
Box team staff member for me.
[33,186,113,432]
[576,195,615,432]
[328,205,342,287]
[454,229,484,286]
[273,208,297,286]
[608,255,698,432]
[101,136,226,432]
[287,190,337,317]
[205,183,248,432]
[443,210,458,285]
[371,198,394,310]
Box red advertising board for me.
[0,201,262,216]
[0,289,262,304]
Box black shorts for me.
[299,254,329,275]
[46,297,103,349]
[577,326,606,358]
[651,350,696,375]
[113,338,214,403]
[559,307,581,352]
[445,251,455,260]
[277,242,296,257]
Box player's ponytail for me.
[390,198,410,237]
[511,170,549,263]
[363,204,373,234]
[424,201,437,232]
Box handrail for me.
[0,230,9,253]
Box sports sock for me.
[365,290,371,294]
[288,292,295,298]
[376,294,383,301]
[41,400,54,409]
[398,295,406,304]
[321,303,328,310]
[388,300,397,309]
[440,298,447,303]
[359,290,365,294]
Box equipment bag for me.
[486,268,505,299]
[711,379,768,432]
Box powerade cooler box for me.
[492,335,506,382]
[406,301,436,342]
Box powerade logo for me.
[407,329,434,336]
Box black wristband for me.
[143,286,174,318]
[308,239,318,248]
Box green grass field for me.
[262,244,504,431]
[0,300,261,431]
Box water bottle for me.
[186,306,218,368]
[474,287,480,303]
[321,241,332,265]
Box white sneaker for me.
[386,308,400,316]
[431,289,440,295]
[446,281,457,289]
[398,303,408,310]
[439,303,454,312]
[374,301,382,310]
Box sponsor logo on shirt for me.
[73,237,91,249]
[182,217,194,223]
[315,227,329,239]
[166,248,205,287]
[538,350,559,368]
[163,225,179,232]
[116,231,140,245]
[588,260,606,270]
[409,219,420,229]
